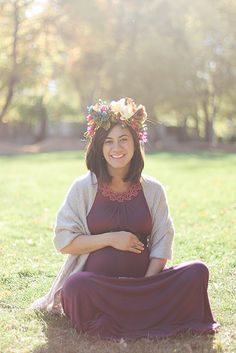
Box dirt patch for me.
[0,137,87,155]
[0,137,235,155]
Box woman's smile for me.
[108,152,127,165]
[110,154,125,159]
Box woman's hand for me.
[109,231,144,254]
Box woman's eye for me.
[120,138,128,142]
[105,140,112,144]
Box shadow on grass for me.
[32,312,218,353]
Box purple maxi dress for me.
[61,183,219,339]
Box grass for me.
[0,150,235,353]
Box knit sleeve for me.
[148,184,175,260]
[53,180,87,252]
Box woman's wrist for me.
[101,232,115,247]
[145,258,167,277]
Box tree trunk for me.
[0,1,19,122]
[34,99,48,142]
[35,114,48,142]
[202,98,214,144]
[192,114,200,139]
[176,115,188,142]
[204,119,214,143]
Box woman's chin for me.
[107,160,130,173]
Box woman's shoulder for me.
[141,175,170,210]
[141,174,165,191]
[71,172,97,189]
[65,172,98,202]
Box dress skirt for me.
[60,182,219,339]
[61,260,219,339]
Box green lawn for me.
[0,151,235,353]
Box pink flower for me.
[139,131,147,142]
[87,125,95,135]
[101,105,108,112]
[86,114,93,122]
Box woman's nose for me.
[112,140,122,150]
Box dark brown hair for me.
[85,123,144,183]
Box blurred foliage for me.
[0,0,236,143]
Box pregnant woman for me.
[32,98,219,339]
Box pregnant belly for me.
[83,246,150,278]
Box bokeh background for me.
[0,0,236,151]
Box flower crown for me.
[84,97,148,143]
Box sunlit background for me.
[0,0,236,149]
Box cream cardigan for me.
[31,172,175,313]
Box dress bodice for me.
[83,183,152,277]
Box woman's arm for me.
[60,231,145,255]
[145,258,167,277]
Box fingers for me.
[129,249,142,254]
[130,235,144,247]
[134,243,145,251]
[133,239,144,250]
[129,240,145,254]
[129,247,143,254]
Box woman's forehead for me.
[106,125,131,138]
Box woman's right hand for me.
[109,231,145,254]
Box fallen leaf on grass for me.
[0,290,11,300]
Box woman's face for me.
[102,124,135,178]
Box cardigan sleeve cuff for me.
[53,231,80,252]
[149,228,174,260]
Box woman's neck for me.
[109,177,131,193]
